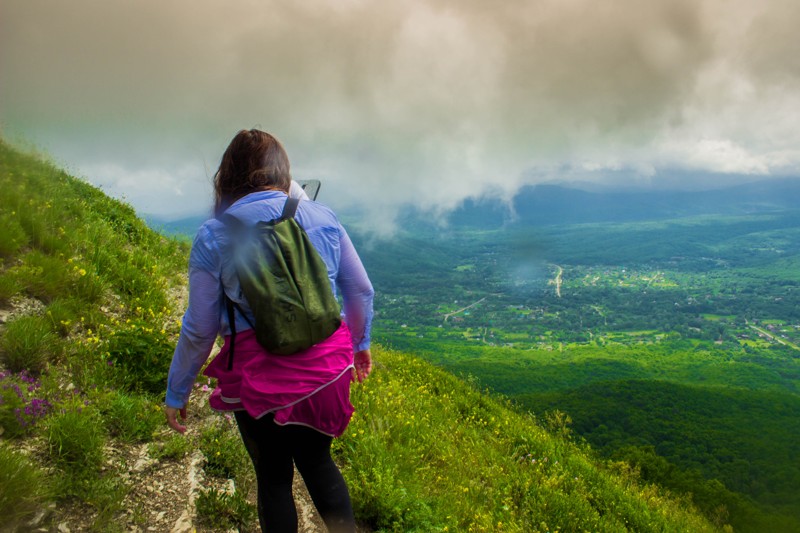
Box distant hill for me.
[147,177,800,237]
[144,213,208,238]
[446,178,800,228]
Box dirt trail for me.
[548,264,563,298]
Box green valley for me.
[353,190,800,532]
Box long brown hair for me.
[214,129,292,217]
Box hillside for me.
[0,140,720,532]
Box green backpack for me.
[222,197,341,368]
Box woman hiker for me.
[164,129,374,532]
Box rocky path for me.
[50,384,328,533]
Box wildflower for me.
[78,268,87,277]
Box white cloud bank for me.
[2,0,799,230]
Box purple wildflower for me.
[11,384,23,399]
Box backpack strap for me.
[224,294,256,371]
[225,295,237,371]
[280,196,300,220]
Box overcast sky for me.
[2,0,799,231]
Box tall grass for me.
[0,442,51,530]
[0,314,60,374]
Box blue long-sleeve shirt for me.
[165,190,374,408]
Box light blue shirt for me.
[165,190,374,408]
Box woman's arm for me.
[165,268,221,411]
[335,226,374,353]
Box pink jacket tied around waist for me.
[203,323,355,437]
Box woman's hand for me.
[354,349,372,382]
[165,406,188,434]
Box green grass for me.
[0,442,51,530]
[195,486,257,531]
[199,418,251,480]
[44,401,106,473]
[102,390,163,443]
[147,432,193,461]
[0,314,61,374]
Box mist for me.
[2,0,799,233]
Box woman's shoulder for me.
[194,217,225,242]
[188,217,227,271]
[296,200,341,230]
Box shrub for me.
[148,433,193,461]
[82,475,130,532]
[105,319,173,394]
[65,341,117,395]
[195,486,256,531]
[72,265,107,304]
[0,314,60,374]
[16,201,67,255]
[0,212,28,258]
[103,390,162,443]
[11,250,71,303]
[0,442,51,530]
[45,298,80,337]
[0,370,53,437]
[44,401,105,473]
[0,272,20,304]
[199,419,249,479]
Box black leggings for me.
[234,411,356,533]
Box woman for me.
[165,129,374,533]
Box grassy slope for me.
[0,140,717,532]
[389,337,800,531]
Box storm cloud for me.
[2,0,799,230]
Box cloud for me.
[2,0,799,231]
